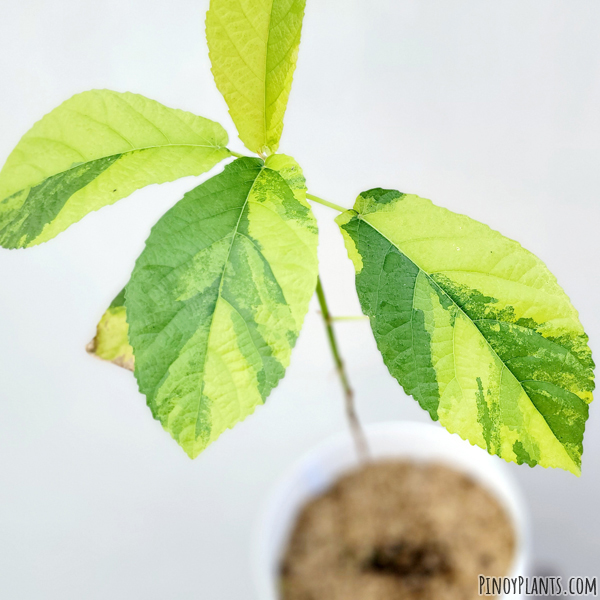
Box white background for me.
[1,1,599,598]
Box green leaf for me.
[336,188,594,475]
[125,155,318,457]
[87,288,134,371]
[206,0,306,155]
[0,90,231,249]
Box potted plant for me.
[256,422,530,599]
[0,0,593,598]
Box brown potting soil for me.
[280,461,515,600]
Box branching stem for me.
[315,275,369,462]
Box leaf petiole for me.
[330,315,369,322]
[228,150,249,158]
[307,193,348,213]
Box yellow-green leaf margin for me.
[0,90,231,248]
[125,155,318,458]
[87,288,134,371]
[206,0,306,155]
[336,188,594,475]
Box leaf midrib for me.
[193,165,266,437]
[262,0,275,149]
[357,213,577,468]
[2,142,229,202]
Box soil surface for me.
[280,461,515,600]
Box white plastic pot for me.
[254,421,530,600]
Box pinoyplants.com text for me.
[479,575,597,596]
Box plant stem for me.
[228,150,247,158]
[306,193,348,213]
[315,276,369,462]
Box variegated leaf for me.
[206,0,306,155]
[126,155,318,457]
[0,90,230,248]
[337,188,594,475]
